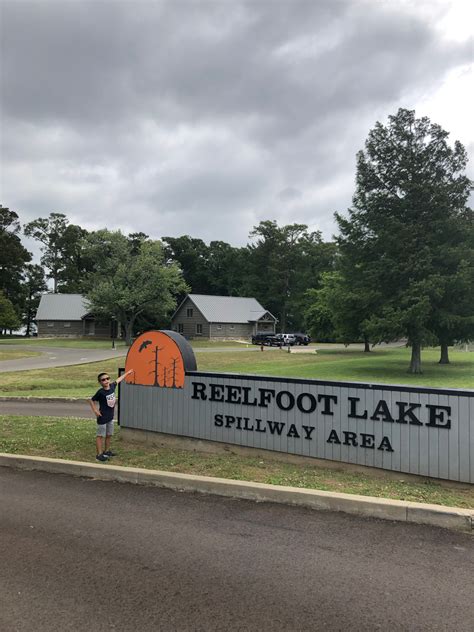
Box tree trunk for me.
[364,337,370,353]
[124,316,136,346]
[438,342,450,364]
[409,341,423,374]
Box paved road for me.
[1,468,472,632]
[0,345,127,373]
[0,399,91,418]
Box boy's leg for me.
[96,423,107,457]
[104,421,115,455]
[96,435,104,455]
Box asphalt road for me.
[0,399,91,418]
[1,468,473,632]
[0,345,127,373]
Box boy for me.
[89,369,134,462]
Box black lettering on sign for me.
[396,402,422,425]
[343,431,358,446]
[225,385,242,404]
[255,418,266,433]
[287,424,300,439]
[225,415,235,428]
[302,425,315,440]
[242,387,258,406]
[360,433,375,449]
[317,394,338,415]
[210,384,225,402]
[192,382,207,401]
[297,393,317,414]
[327,429,341,445]
[259,389,275,408]
[267,420,285,435]
[276,390,295,411]
[243,418,254,431]
[370,399,394,422]
[425,405,452,429]
[348,397,368,419]
[378,436,394,452]
[214,413,223,427]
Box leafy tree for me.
[22,264,48,336]
[0,290,21,332]
[24,212,88,292]
[0,206,32,315]
[162,236,211,295]
[83,230,188,345]
[56,223,90,292]
[335,108,473,373]
[245,221,334,332]
[305,271,373,349]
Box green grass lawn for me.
[195,346,473,389]
[0,346,472,397]
[1,414,472,508]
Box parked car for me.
[251,333,280,346]
[291,332,311,345]
[274,333,297,346]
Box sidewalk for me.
[1,452,472,534]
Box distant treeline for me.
[1,109,472,373]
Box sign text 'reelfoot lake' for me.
[191,381,453,453]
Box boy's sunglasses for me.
[100,377,110,382]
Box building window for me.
[63,322,71,328]
[187,308,193,317]
[216,325,222,330]
[196,323,203,335]
[178,323,184,333]
[47,322,54,327]
[229,324,235,330]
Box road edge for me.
[1,453,472,533]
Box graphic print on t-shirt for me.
[106,392,116,408]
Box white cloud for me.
[1,0,472,250]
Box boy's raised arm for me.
[116,368,134,385]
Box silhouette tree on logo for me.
[148,345,164,386]
[170,356,182,388]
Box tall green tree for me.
[335,108,473,373]
[22,264,48,336]
[245,221,334,332]
[0,290,21,332]
[305,271,373,349]
[24,212,88,292]
[162,236,211,295]
[83,230,188,345]
[0,206,32,317]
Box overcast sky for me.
[1,0,473,252]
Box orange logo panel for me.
[125,331,185,388]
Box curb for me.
[1,453,472,534]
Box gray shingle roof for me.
[36,294,91,320]
[184,294,275,324]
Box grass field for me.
[0,346,472,398]
[1,414,472,508]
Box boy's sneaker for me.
[103,450,116,457]
[96,453,109,462]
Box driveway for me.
[1,467,472,632]
[0,345,127,373]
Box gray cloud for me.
[1,0,472,247]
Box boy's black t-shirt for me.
[91,382,117,424]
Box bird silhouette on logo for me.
[139,340,152,353]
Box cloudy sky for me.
[1,0,472,251]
